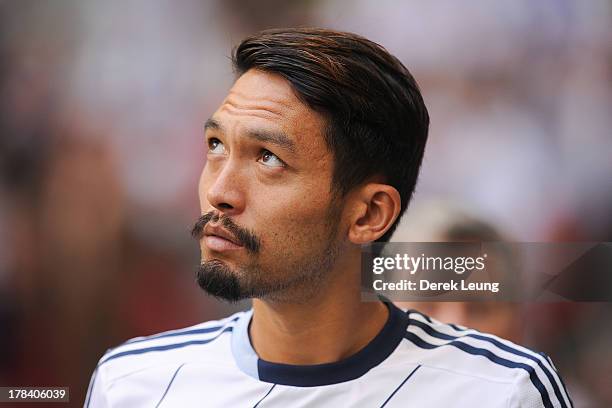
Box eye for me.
[207,138,225,154]
[259,150,284,167]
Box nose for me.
[204,160,246,216]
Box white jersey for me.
[85,302,572,407]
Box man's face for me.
[194,69,345,302]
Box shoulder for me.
[398,309,573,408]
[95,310,245,383]
[85,311,246,407]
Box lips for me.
[203,224,243,247]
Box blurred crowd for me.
[0,1,610,406]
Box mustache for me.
[191,211,261,254]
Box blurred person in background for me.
[1,119,222,405]
[392,200,523,343]
[393,201,612,407]
[0,120,127,400]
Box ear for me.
[347,183,401,244]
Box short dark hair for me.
[232,28,429,242]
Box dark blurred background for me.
[0,1,610,407]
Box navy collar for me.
[231,300,410,387]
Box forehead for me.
[213,69,328,154]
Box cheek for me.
[257,188,336,248]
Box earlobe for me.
[348,184,401,244]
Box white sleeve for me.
[84,361,111,408]
[507,362,572,408]
[508,371,547,408]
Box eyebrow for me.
[204,118,296,153]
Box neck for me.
[249,247,389,365]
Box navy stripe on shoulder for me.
[124,315,241,346]
[406,309,432,323]
[539,352,573,408]
[404,331,555,408]
[100,325,234,366]
[449,323,467,331]
[409,315,570,408]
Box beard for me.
[193,206,342,303]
